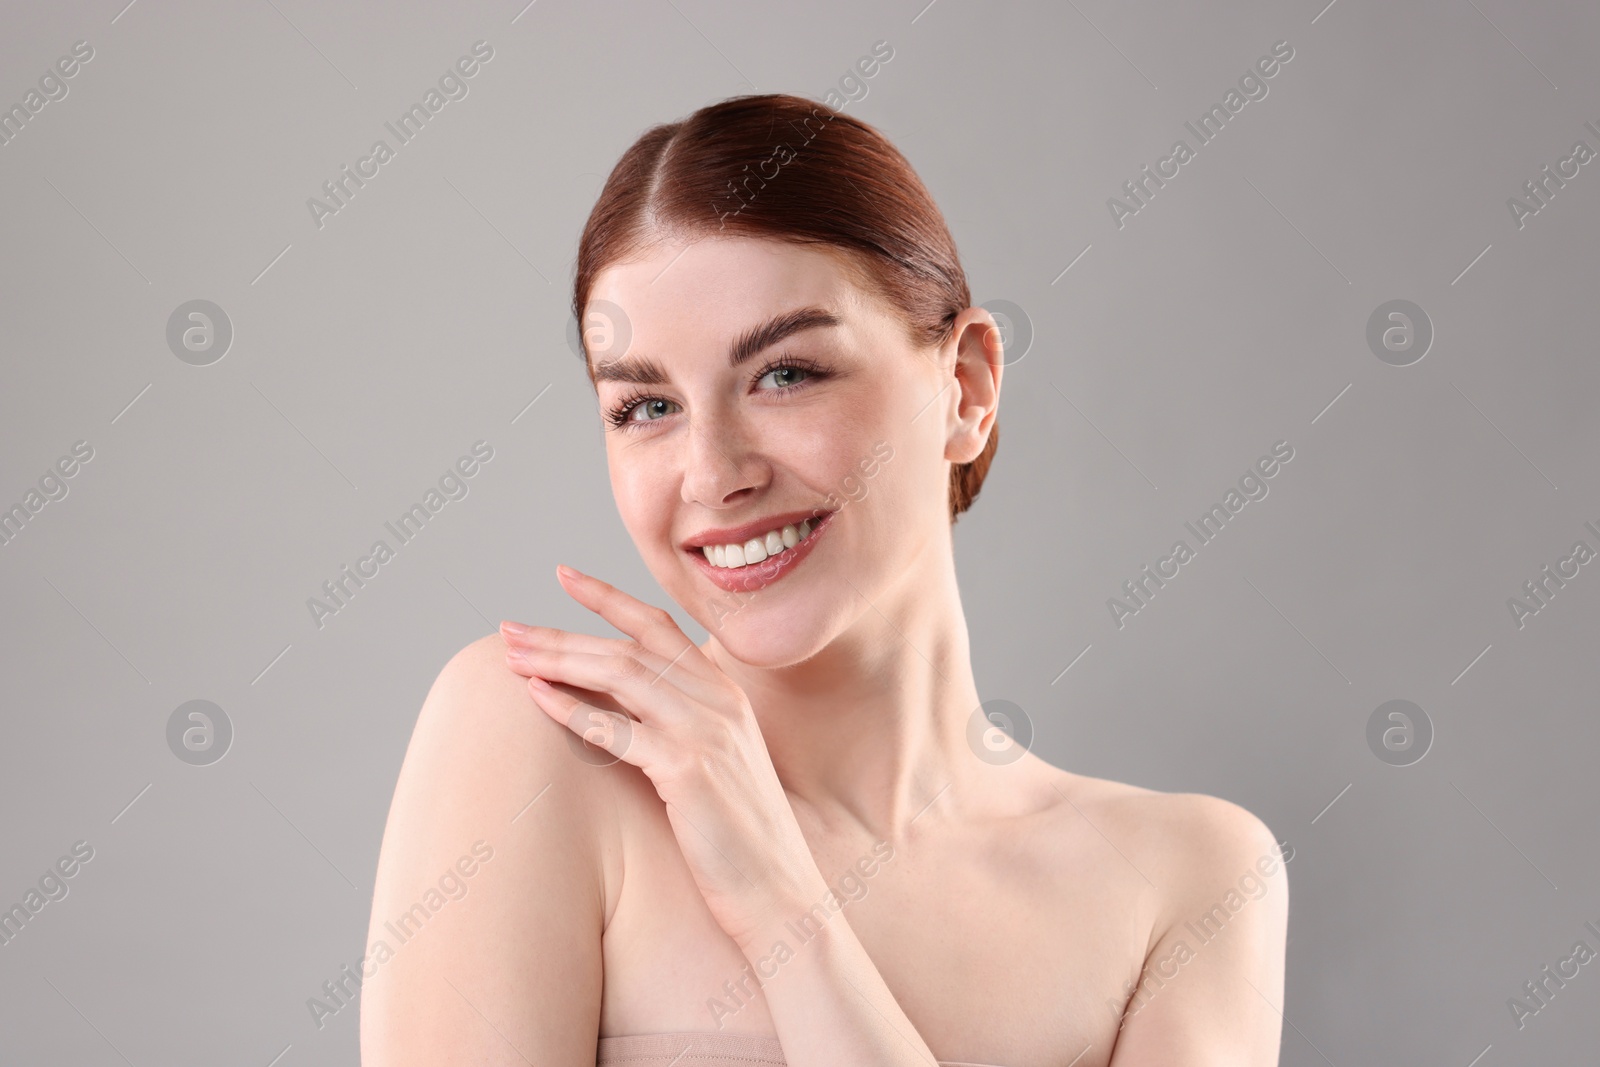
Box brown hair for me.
[572,92,998,522]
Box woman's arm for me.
[722,892,948,1066]
[500,569,952,1067]
[1105,794,1291,1066]
[360,633,610,1067]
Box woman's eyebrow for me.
[728,305,841,368]
[591,305,842,386]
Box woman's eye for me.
[631,398,678,422]
[758,365,811,390]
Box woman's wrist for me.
[729,864,839,961]
[734,898,943,1067]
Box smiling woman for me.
[360,93,1287,1067]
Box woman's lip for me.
[686,510,834,594]
[680,508,833,551]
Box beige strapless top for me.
[596,1031,1009,1066]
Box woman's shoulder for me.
[401,631,615,825]
[1039,762,1289,907]
[408,632,579,780]
[1058,770,1279,852]
[362,632,617,1061]
[376,631,619,913]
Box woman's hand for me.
[499,564,827,953]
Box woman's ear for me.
[943,306,1003,465]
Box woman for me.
[360,93,1288,1067]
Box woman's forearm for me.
[734,900,940,1067]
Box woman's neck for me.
[703,544,992,846]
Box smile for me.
[685,510,835,593]
[701,516,821,568]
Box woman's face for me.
[584,235,973,668]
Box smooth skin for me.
[359,235,1288,1067]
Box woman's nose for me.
[679,410,767,506]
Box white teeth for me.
[700,515,825,570]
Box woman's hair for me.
[572,92,998,522]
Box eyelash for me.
[603,355,830,432]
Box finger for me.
[515,646,710,723]
[500,622,648,660]
[500,623,717,700]
[555,566,716,677]
[525,675,660,771]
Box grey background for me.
[1,0,1596,1063]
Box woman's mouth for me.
[686,510,835,593]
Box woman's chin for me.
[704,612,833,670]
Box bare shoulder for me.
[1045,765,1289,912]
[361,632,615,1066]
[1038,773,1290,1060]
[390,632,612,845]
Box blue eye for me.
[603,356,830,433]
[624,398,675,422]
[605,395,679,429]
[632,398,678,422]
[757,363,813,390]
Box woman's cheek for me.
[609,455,662,538]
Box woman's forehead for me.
[592,236,867,313]
[585,239,887,367]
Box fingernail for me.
[501,620,529,635]
[557,564,582,581]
